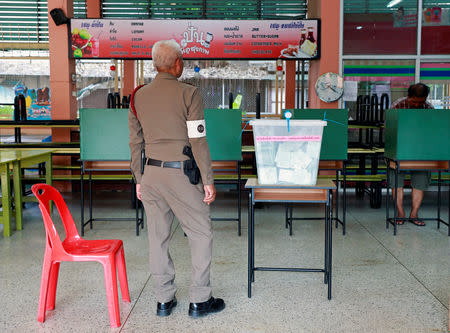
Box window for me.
[420,62,450,108]
[343,60,416,119]
[343,0,418,54]
[0,0,49,44]
[422,1,450,54]
[101,0,307,19]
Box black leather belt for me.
[146,158,181,169]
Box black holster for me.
[182,145,200,185]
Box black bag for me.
[182,145,201,185]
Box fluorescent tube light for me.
[387,0,403,8]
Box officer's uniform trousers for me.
[141,163,212,303]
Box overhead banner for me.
[69,19,320,60]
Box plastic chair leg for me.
[116,247,130,302]
[46,262,60,310]
[37,257,52,323]
[102,259,121,328]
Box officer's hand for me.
[203,184,216,205]
[136,184,142,201]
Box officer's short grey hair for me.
[152,40,183,71]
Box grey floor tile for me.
[0,190,448,333]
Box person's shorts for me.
[388,170,431,191]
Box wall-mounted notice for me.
[69,19,320,60]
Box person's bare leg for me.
[409,188,425,226]
[393,187,405,223]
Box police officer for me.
[128,40,225,318]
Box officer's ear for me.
[175,57,184,77]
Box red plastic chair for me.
[32,183,130,328]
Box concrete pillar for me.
[48,0,76,121]
[86,0,101,17]
[48,0,76,191]
[123,60,136,96]
[307,0,341,109]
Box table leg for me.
[141,203,144,231]
[343,163,347,235]
[1,164,12,237]
[335,169,339,229]
[89,171,93,229]
[81,166,85,236]
[238,162,241,236]
[285,204,288,229]
[248,191,252,298]
[135,184,139,236]
[44,153,53,214]
[328,189,333,300]
[393,164,398,236]
[437,171,441,229]
[324,198,329,285]
[251,191,255,283]
[386,160,390,229]
[289,204,293,236]
[12,160,23,231]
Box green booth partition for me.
[80,108,131,161]
[385,109,450,161]
[80,108,242,162]
[204,109,242,161]
[283,109,348,160]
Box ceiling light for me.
[387,0,403,8]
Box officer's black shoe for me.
[188,297,225,318]
[156,297,177,317]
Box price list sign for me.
[69,19,320,60]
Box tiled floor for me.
[0,189,449,333]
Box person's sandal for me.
[409,219,425,226]
[396,219,405,225]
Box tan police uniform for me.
[128,71,214,303]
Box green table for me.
[0,154,15,237]
[0,150,52,237]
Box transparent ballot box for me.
[250,119,327,185]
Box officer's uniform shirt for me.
[129,72,213,185]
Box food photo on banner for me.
[69,19,320,60]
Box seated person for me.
[389,83,433,226]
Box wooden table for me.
[245,178,336,300]
[0,149,52,236]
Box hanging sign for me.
[69,19,320,60]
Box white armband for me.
[186,120,206,138]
